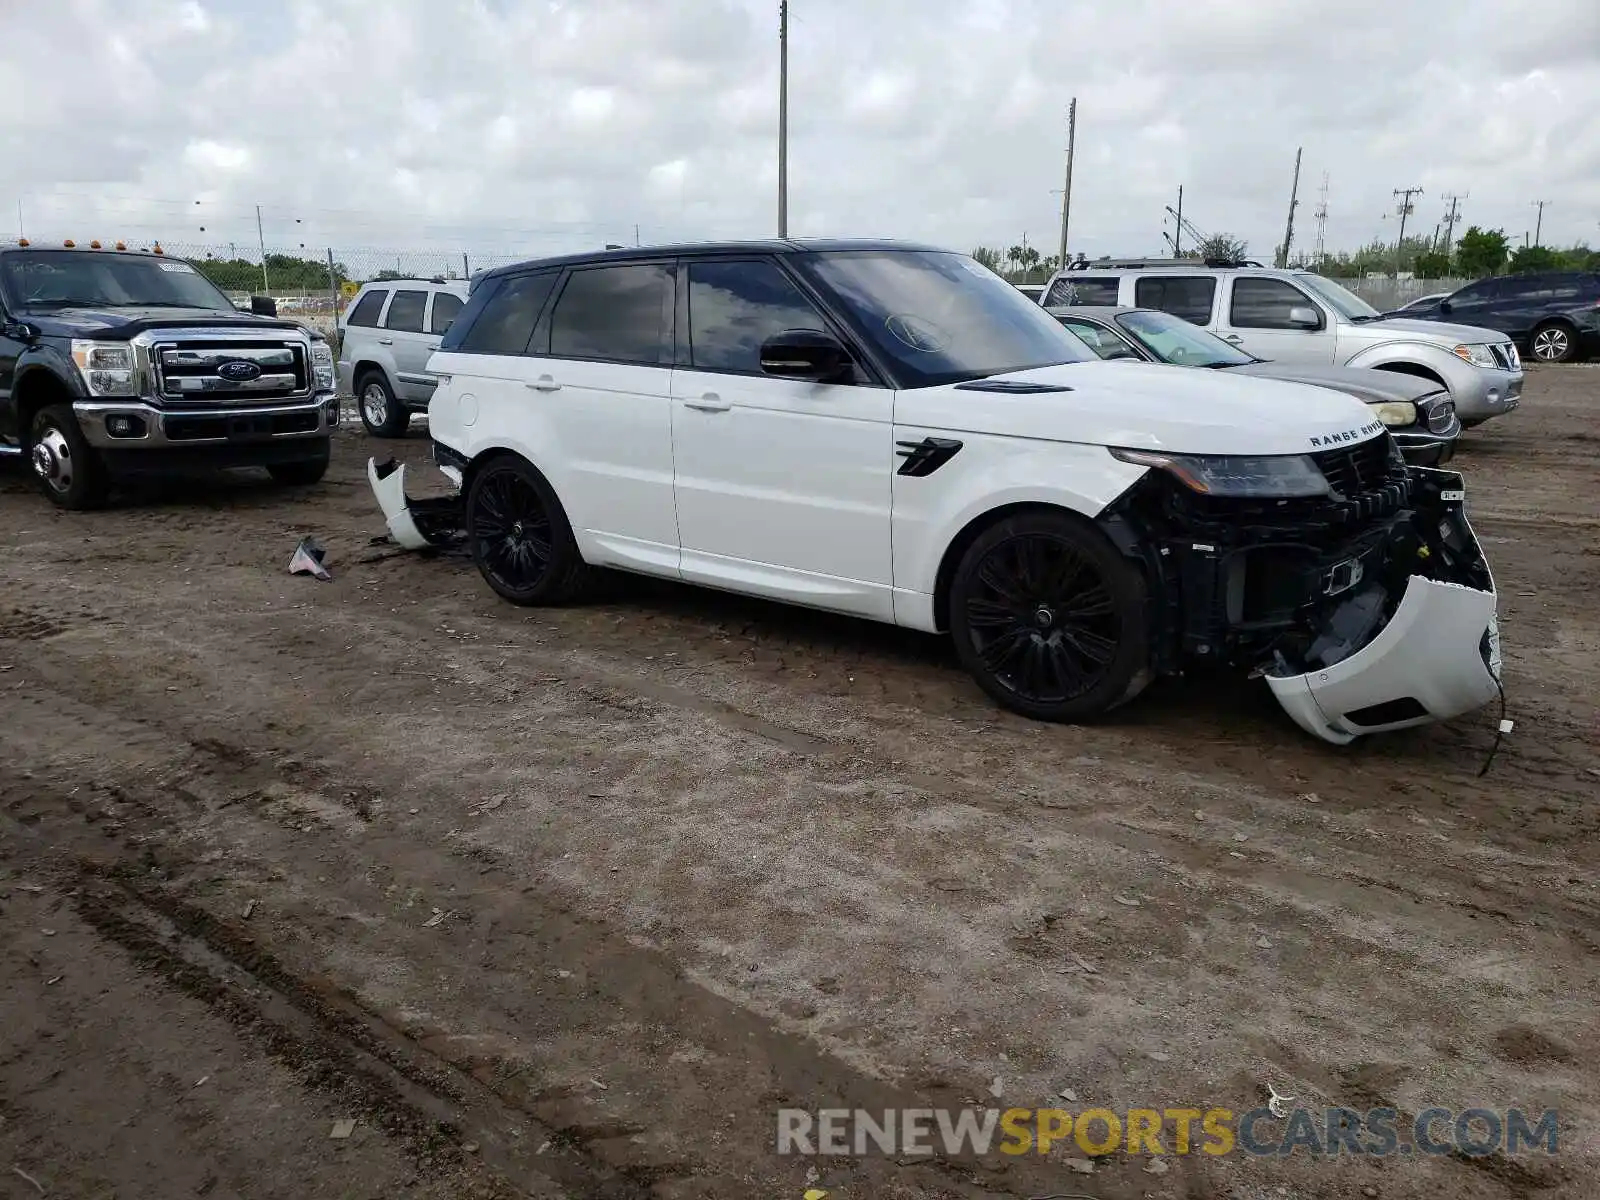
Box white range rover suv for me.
[369,240,1502,745]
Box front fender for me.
[890,433,1148,629]
[1342,339,1471,388]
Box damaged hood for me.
[895,360,1385,456]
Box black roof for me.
[474,237,949,285]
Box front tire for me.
[357,370,410,437]
[949,510,1151,722]
[1529,322,1578,363]
[267,443,331,486]
[466,454,591,606]
[30,404,110,510]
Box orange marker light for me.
[63,239,76,248]
[90,239,102,249]
[152,242,164,255]
[115,241,126,250]
[16,238,28,247]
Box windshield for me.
[1114,309,1254,367]
[1295,272,1380,321]
[0,250,236,312]
[796,250,1093,387]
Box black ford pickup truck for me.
[0,241,338,509]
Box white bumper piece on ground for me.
[368,457,465,551]
[1267,576,1500,745]
[368,458,432,550]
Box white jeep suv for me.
[369,240,1501,744]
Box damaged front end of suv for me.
[1101,430,1500,744]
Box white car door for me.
[669,257,895,621]
[445,264,680,575]
[1214,276,1337,364]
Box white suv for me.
[1038,259,1523,426]
[337,277,468,436]
[368,240,1501,744]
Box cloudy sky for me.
[2,0,1597,271]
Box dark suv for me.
[1397,271,1600,363]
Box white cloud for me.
[1,0,1596,267]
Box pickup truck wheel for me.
[1529,322,1577,363]
[357,371,410,437]
[950,510,1150,722]
[467,455,591,605]
[30,404,110,511]
[267,443,331,486]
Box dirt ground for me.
[2,368,1596,1200]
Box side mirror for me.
[759,329,853,382]
[3,320,39,342]
[251,295,278,318]
[1438,300,1453,315]
[1287,305,1321,330]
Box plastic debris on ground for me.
[288,537,332,581]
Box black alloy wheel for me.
[466,455,590,605]
[950,511,1150,721]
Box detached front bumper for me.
[1267,577,1500,744]
[368,457,464,550]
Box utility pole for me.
[1311,173,1329,266]
[1531,199,1549,246]
[1055,98,1077,265]
[256,204,270,292]
[777,0,789,238]
[326,249,340,325]
[1277,147,1302,268]
[1172,184,1184,257]
[1440,192,1466,257]
[1392,186,1422,278]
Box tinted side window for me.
[688,259,828,373]
[458,272,557,355]
[549,264,671,364]
[1135,276,1216,324]
[1044,276,1119,306]
[1450,280,1501,305]
[347,290,386,327]
[1229,278,1315,329]
[430,291,463,334]
[384,289,427,332]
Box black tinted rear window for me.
[383,290,427,332]
[1134,276,1216,324]
[457,272,558,356]
[548,264,671,365]
[347,290,386,327]
[1044,276,1119,306]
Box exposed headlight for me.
[310,339,336,391]
[1371,401,1418,427]
[1452,343,1497,368]
[1110,448,1330,498]
[70,339,138,397]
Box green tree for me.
[1508,244,1561,273]
[1413,250,1452,278]
[1195,233,1248,262]
[971,246,1004,273]
[1453,226,1509,278]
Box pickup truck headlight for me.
[1110,448,1330,498]
[310,339,336,391]
[1371,401,1418,427]
[70,340,139,397]
[1451,343,1498,368]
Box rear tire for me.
[267,443,331,486]
[949,509,1151,722]
[357,370,410,437]
[1528,321,1577,363]
[30,404,110,510]
[466,454,591,606]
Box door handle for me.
[527,375,561,392]
[1222,334,1244,344]
[378,338,393,345]
[683,393,731,412]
